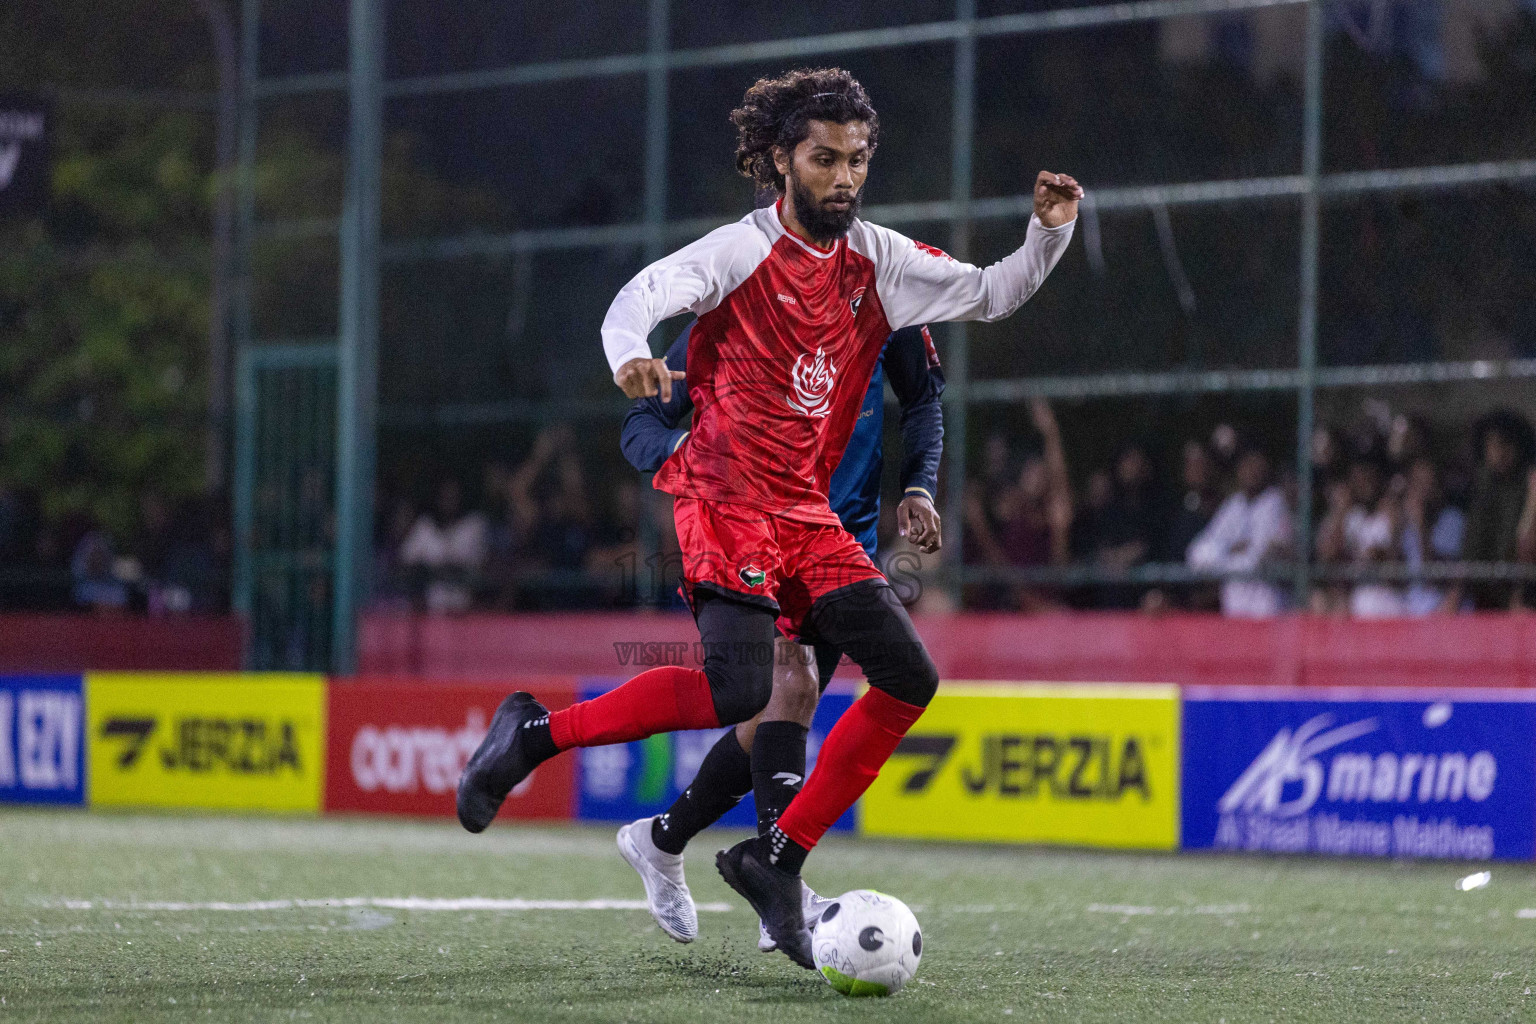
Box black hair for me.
[731,67,880,194]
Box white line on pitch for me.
[1517,909,1536,918]
[57,897,734,913]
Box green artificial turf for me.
[1,808,1533,1022]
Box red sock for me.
[547,666,719,750]
[775,688,925,851]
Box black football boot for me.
[456,692,550,833]
[715,837,814,969]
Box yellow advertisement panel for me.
[861,683,1180,850]
[86,674,325,813]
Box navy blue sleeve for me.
[619,322,695,473]
[883,324,945,502]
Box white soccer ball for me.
[810,889,922,997]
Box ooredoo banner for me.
[575,678,856,833]
[861,683,1181,849]
[325,679,576,820]
[1182,691,1536,861]
[87,673,326,813]
[0,674,84,806]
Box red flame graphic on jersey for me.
[787,346,837,418]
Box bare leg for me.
[734,636,820,751]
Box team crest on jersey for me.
[849,286,866,318]
[787,346,837,418]
[739,565,767,588]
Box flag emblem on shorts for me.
[739,565,767,588]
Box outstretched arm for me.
[602,221,767,397]
[620,324,695,473]
[884,325,946,553]
[872,171,1082,332]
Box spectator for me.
[1086,444,1161,609]
[1459,410,1534,609]
[509,424,601,609]
[1002,400,1074,611]
[963,432,1023,611]
[71,530,129,611]
[1187,447,1292,617]
[399,477,488,613]
[1163,440,1222,610]
[1316,458,1406,617]
[1403,457,1465,615]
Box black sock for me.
[651,730,752,856]
[749,721,808,838]
[519,714,559,764]
[759,822,809,875]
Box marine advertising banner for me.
[575,679,856,833]
[860,684,1181,849]
[0,674,85,806]
[1182,691,1536,861]
[325,679,576,819]
[87,674,326,813]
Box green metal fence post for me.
[1293,0,1323,606]
[333,0,385,672]
[231,0,261,650]
[945,0,977,606]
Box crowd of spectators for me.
[6,402,1536,621]
[0,490,229,615]
[965,400,1536,618]
[373,424,643,614]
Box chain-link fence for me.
[16,1,1536,670]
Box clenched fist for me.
[1034,171,1083,229]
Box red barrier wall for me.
[358,611,1536,688]
[0,614,243,672]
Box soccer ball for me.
[810,889,922,997]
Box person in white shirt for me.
[1186,448,1293,617]
[398,478,488,613]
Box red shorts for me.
[672,497,885,641]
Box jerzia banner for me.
[1183,691,1536,861]
[861,684,1181,850]
[0,95,50,218]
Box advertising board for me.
[87,674,326,813]
[576,680,856,833]
[861,684,1181,849]
[0,674,84,805]
[1182,691,1536,860]
[325,679,576,819]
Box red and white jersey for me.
[602,200,1074,524]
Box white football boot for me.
[758,882,831,952]
[617,817,698,943]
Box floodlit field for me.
[2,810,1533,1022]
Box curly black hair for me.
[730,67,880,194]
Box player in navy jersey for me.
[614,316,944,946]
[458,66,1079,967]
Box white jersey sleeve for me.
[857,214,1075,332]
[600,217,771,378]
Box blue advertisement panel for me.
[1183,693,1536,861]
[0,674,86,806]
[576,679,856,833]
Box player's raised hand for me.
[898,492,943,553]
[1034,171,1083,228]
[615,357,686,400]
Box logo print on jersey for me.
[914,240,954,261]
[787,347,837,418]
[849,286,866,318]
[739,565,767,588]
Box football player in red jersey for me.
[458,67,1081,968]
